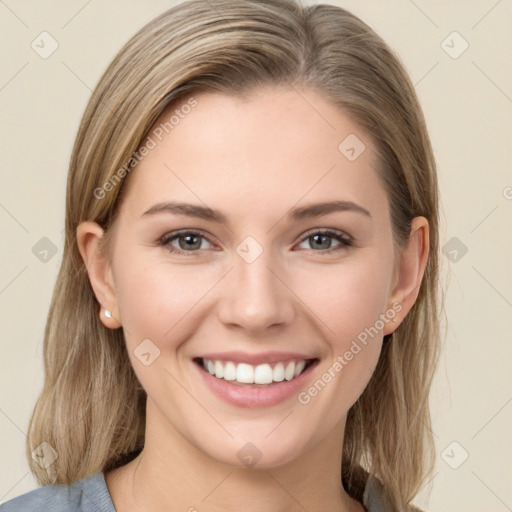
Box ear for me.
[384,216,429,335]
[76,221,122,329]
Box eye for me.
[157,228,353,256]
[158,230,214,256]
[295,229,353,254]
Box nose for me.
[217,245,295,334]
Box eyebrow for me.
[140,200,371,224]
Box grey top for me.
[0,471,394,511]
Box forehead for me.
[119,86,388,223]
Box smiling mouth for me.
[193,357,320,387]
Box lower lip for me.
[193,359,319,408]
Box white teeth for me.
[254,364,273,384]
[237,363,254,383]
[284,361,295,381]
[294,360,306,377]
[214,360,224,378]
[273,362,285,382]
[201,358,310,384]
[223,361,237,380]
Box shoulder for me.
[363,475,426,512]
[0,472,115,512]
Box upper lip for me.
[195,351,318,366]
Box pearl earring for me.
[104,309,112,318]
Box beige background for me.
[1,1,511,510]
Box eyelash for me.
[157,228,353,256]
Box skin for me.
[77,85,429,512]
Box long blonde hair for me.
[27,0,441,509]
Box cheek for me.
[112,246,215,344]
[112,256,218,394]
[293,254,392,406]
[296,253,393,342]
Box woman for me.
[1,0,440,510]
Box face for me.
[85,86,410,469]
